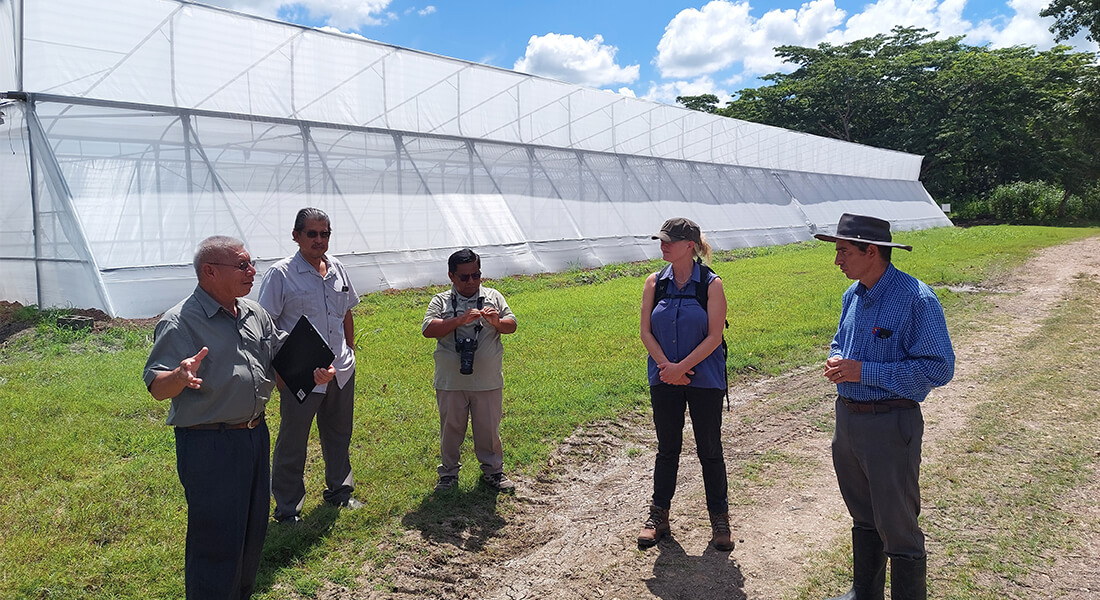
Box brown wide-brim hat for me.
[813,213,913,251]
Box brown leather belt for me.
[839,396,919,414]
[183,414,264,430]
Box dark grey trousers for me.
[272,374,356,520]
[175,422,269,599]
[832,397,926,559]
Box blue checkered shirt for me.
[830,263,955,402]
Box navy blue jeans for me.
[175,422,270,599]
[650,384,728,514]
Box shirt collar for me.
[857,263,898,305]
[659,262,700,283]
[292,250,328,276]
[193,285,247,320]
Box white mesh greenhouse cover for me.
[0,0,950,317]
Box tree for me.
[719,27,1100,206]
[676,94,721,114]
[1041,0,1100,42]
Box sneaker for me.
[275,515,302,525]
[481,472,516,492]
[434,475,459,491]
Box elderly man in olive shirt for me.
[144,235,333,599]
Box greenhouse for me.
[0,0,951,317]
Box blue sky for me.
[204,0,1099,104]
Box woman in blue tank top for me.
[636,217,732,552]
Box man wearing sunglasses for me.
[422,248,518,492]
[258,207,361,524]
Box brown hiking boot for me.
[637,504,670,548]
[709,511,734,551]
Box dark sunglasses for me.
[456,271,482,282]
[301,230,331,239]
[208,260,256,272]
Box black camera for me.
[455,336,479,375]
[451,294,485,375]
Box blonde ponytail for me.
[694,233,713,265]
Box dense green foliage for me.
[675,93,721,114]
[0,226,1096,598]
[1041,0,1100,42]
[958,180,1100,224]
[678,27,1100,214]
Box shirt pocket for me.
[284,290,314,319]
[865,322,899,362]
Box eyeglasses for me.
[301,230,331,239]
[456,271,482,282]
[208,260,256,271]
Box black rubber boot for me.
[825,527,886,600]
[890,555,927,600]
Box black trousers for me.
[175,422,270,599]
[650,384,728,514]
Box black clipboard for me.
[272,315,335,403]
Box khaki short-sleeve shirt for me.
[422,286,514,391]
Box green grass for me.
[0,224,1096,598]
[922,276,1100,599]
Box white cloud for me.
[838,0,965,42]
[655,0,1098,88]
[514,33,641,87]
[840,0,1098,50]
[656,0,845,79]
[404,5,437,17]
[316,26,369,41]
[976,0,1092,49]
[617,87,638,98]
[642,76,732,106]
[202,0,393,29]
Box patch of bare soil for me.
[325,237,1100,600]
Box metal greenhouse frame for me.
[0,0,950,317]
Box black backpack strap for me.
[653,264,672,307]
[695,261,711,309]
[697,262,731,411]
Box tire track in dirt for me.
[336,236,1100,600]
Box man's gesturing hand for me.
[177,346,208,389]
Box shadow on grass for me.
[645,536,747,600]
[255,504,341,592]
[399,480,508,552]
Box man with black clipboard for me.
[259,208,361,524]
[273,315,336,402]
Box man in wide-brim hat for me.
[815,213,955,600]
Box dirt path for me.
[339,236,1100,600]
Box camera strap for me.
[451,292,484,345]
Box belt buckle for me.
[247,414,261,429]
